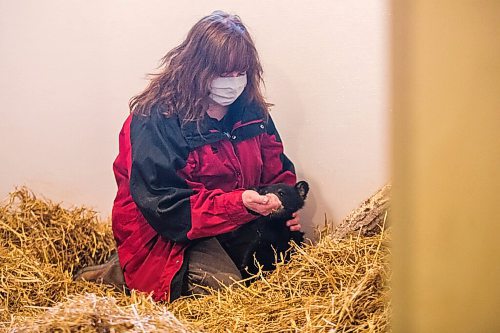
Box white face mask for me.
[209,74,247,106]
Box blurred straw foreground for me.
[0,186,391,333]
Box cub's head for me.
[257,181,309,220]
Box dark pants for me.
[76,236,243,297]
[181,237,242,296]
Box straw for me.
[0,187,116,323]
[10,292,195,333]
[169,229,391,332]
[1,186,391,332]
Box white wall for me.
[0,0,389,237]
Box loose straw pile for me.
[1,187,391,332]
[170,230,390,332]
[0,187,118,324]
[11,293,196,333]
[1,188,191,332]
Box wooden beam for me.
[391,1,500,332]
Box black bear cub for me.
[217,181,309,279]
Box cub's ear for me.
[295,181,309,200]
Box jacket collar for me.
[180,101,265,149]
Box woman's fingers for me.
[286,213,302,231]
[264,193,282,211]
[286,214,300,226]
[243,190,302,231]
[242,191,282,215]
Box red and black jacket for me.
[111,101,296,301]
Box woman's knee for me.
[211,270,242,288]
[185,269,241,296]
[183,237,243,295]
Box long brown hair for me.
[129,11,270,122]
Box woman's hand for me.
[286,212,301,232]
[242,190,282,216]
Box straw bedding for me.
[0,188,115,319]
[0,187,390,332]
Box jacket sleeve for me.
[260,115,297,186]
[129,114,256,243]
